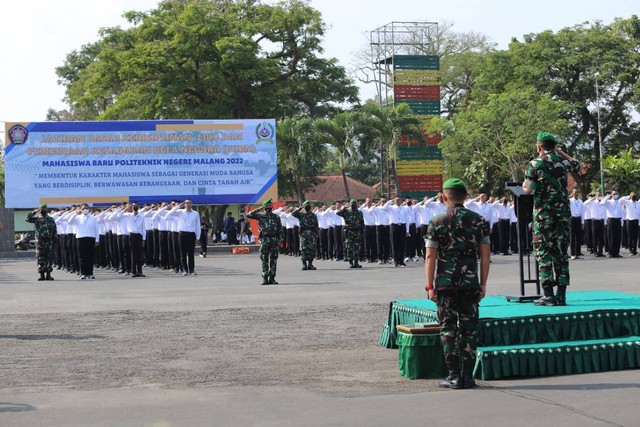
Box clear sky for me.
[0,0,637,122]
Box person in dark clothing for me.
[224,212,237,245]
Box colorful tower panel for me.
[393,55,442,198]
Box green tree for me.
[53,0,358,120]
[277,118,326,203]
[362,102,425,196]
[602,149,640,194]
[437,88,573,195]
[314,111,372,199]
[473,16,640,186]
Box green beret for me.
[302,200,310,206]
[261,198,272,206]
[443,178,467,192]
[39,203,48,210]
[536,131,557,143]
[349,199,357,204]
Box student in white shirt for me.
[65,203,99,279]
[167,200,202,276]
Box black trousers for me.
[327,227,335,259]
[145,230,155,266]
[391,224,406,265]
[498,219,510,254]
[510,222,518,252]
[286,228,295,255]
[129,233,144,275]
[364,225,377,262]
[405,224,417,258]
[592,219,605,256]
[607,218,622,256]
[491,224,500,254]
[109,232,119,269]
[98,234,107,267]
[153,229,160,266]
[627,219,639,254]
[570,217,583,256]
[319,228,329,259]
[333,225,344,260]
[179,231,196,273]
[71,235,80,273]
[171,231,181,270]
[377,225,390,261]
[199,231,208,255]
[159,230,170,268]
[77,237,95,276]
[118,235,131,272]
[584,219,593,251]
[418,225,428,259]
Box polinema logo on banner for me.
[3,119,277,208]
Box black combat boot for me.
[307,261,316,270]
[353,261,362,268]
[262,277,269,286]
[38,272,46,281]
[269,276,278,285]
[302,260,308,271]
[45,272,54,281]
[438,372,464,389]
[462,360,476,389]
[556,286,567,306]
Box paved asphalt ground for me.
[0,250,639,427]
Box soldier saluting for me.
[337,199,365,268]
[26,204,58,281]
[291,200,319,271]
[246,198,283,285]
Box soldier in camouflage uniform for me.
[425,178,491,389]
[247,198,283,285]
[291,200,319,271]
[523,131,581,306]
[25,204,58,281]
[337,199,365,268]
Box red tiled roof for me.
[280,175,376,203]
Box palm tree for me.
[314,111,372,200]
[363,103,425,197]
[277,117,325,204]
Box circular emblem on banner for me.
[255,122,275,144]
[8,124,29,144]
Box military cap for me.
[261,198,273,206]
[443,178,467,192]
[39,203,48,209]
[302,200,310,206]
[536,131,557,143]
[349,199,357,204]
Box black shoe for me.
[38,273,45,281]
[438,374,464,389]
[262,278,269,286]
[534,296,558,306]
[556,296,567,306]
[45,273,54,281]
[308,263,316,270]
[269,278,278,285]
[353,263,362,268]
[463,375,476,389]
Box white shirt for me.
[359,205,377,226]
[382,201,410,233]
[65,211,99,240]
[424,199,446,217]
[152,207,170,231]
[492,202,512,220]
[413,203,432,226]
[570,198,585,223]
[167,206,201,237]
[619,196,640,221]
[108,209,130,235]
[124,212,147,239]
[316,210,330,229]
[372,205,391,226]
[584,198,606,220]
[599,197,623,219]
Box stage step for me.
[475,336,640,380]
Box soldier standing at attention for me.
[247,199,283,285]
[337,199,365,268]
[523,131,581,306]
[425,178,490,389]
[291,201,319,271]
[26,204,58,281]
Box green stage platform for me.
[380,291,640,379]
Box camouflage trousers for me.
[436,289,481,374]
[299,230,317,261]
[35,241,55,274]
[533,213,570,289]
[344,231,362,262]
[259,237,279,279]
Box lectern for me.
[504,182,541,302]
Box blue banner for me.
[4,119,277,207]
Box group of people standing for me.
[27,200,203,280]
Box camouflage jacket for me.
[426,205,490,291]
[337,207,364,234]
[524,151,581,217]
[246,209,283,241]
[291,209,318,233]
[25,212,57,242]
